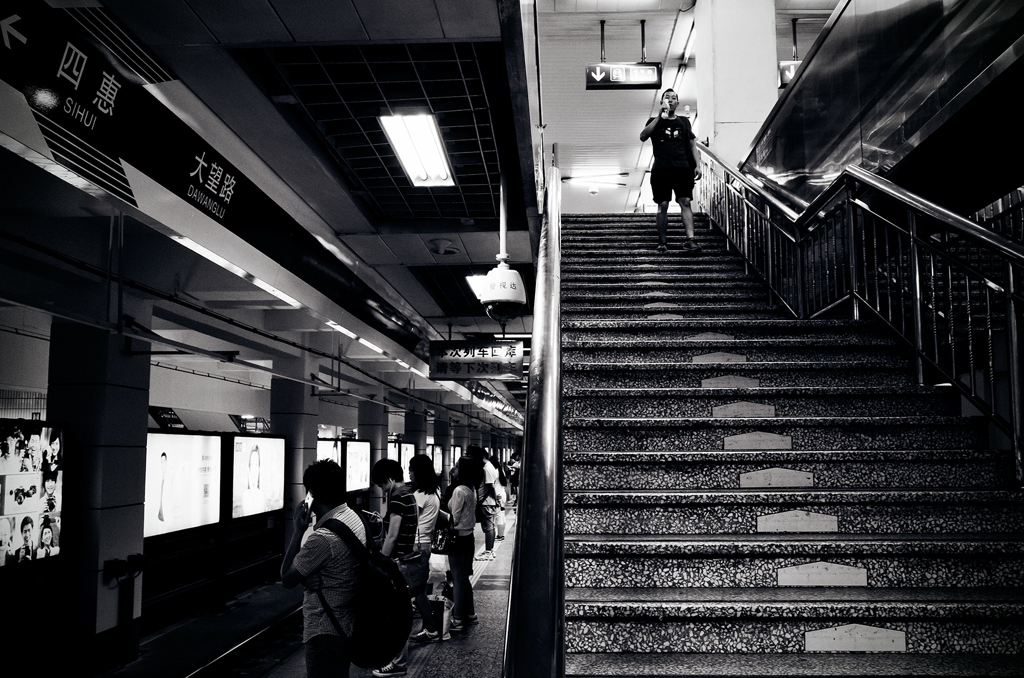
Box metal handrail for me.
[503,163,564,678]
[695,150,1023,485]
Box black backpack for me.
[315,517,412,668]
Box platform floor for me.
[111,508,517,678]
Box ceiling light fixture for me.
[357,337,384,354]
[379,114,455,187]
[326,320,358,338]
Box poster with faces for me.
[144,433,221,537]
[230,436,284,518]
[0,421,63,565]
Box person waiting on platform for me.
[370,459,420,677]
[466,445,499,561]
[490,452,508,542]
[639,88,703,253]
[447,456,482,631]
[408,454,442,643]
[281,459,366,678]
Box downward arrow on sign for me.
[591,67,606,81]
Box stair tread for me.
[564,449,1005,461]
[563,532,1024,555]
[564,488,1022,503]
[564,361,909,370]
[565,415,975,427]
[565,586,1024,605]
[564,652,1024,676]
[564,385,947,396]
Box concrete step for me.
[562,344,910,366]
[563,388,959,419]
[564,587,1024,654]
[563,288,770,302]
[563,448,1013,490]
[563,488,1021,536]
[564,533,1024,588]
[563,261,748,275]
[562,318,896,340]
[563,415,984,453]
[565,652,1024,677]
[562,302,788,320]
[563,361,919,389]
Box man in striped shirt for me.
[370,458,419,677]
[281,459,366,678]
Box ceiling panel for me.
[188,0,293,43]
[351,0,446,40]
[100,0,217,45]
[269,0,370,42]
[342,235,403,265]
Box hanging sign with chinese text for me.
[429,341,523,381]
[585,62,662,90]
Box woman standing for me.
[447,456,482,630]
[409,454,442,642]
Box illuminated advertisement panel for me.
[400,443,415,473]
[317,439,341,464]
[346,440,371,492]
[144,433,221,537]
[387,442,399,461]
[0,420,63,563]
[230,436,285,518]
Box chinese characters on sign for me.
[187,150,237,219]
[429,341,524,381]
[55,41,122,131]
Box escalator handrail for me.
[699,141,1024,265]
[502,163,564,678]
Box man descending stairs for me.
[561,213,1024,677]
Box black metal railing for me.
[696,144,1024,485]
[503,162,564,678]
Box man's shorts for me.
[478,503,499,532]
[651,167,695,204]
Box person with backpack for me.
[466,445,499,561]
[370,458,420,677]
[281,459,368,678]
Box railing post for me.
[1006,261,1023,485]
[845,180,859,320]
[907,210,926,385]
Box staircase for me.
[560,213,1024,677]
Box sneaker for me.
[475,550,495,561]
[656,241,668,253]
[681,240,701,253]
[450,617,464,631]
[411,629,440,642]
[373,662,407,676]
[466,614,480,625]
[495,535,505,541]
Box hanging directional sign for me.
[585,62,662,90]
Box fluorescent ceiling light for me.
[410,367,426,377]
[252,278,302,308]
[326,320,358,338]
[465,275,489,301]
[358,337,384,353]
[395,359,410,368]
[379,114,455,187]
[171,236,248,278]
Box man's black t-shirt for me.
[646,116,696,171]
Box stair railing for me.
[695,143,1024,485]
[503,162,564,678]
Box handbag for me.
[431,510,454,554]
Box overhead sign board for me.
[429,341,523,381]
[585,62,662,90]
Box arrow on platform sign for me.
[1,14,27,50]
[590,67,606,81]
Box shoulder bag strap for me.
[313,515,372,640]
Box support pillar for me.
[406,410,427,463]
[454,422,470,458]
[694,0,778,167]
[469,427,483,449]
[359,400,388,514]
[271,354,320,547]
[48,319,151,670]
[434,415,451,491]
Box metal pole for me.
[845,181,860,319]
[908,210,926,384]
[792,18,799,59]
[641,19,647,63]
[600,20,605,62]
[1005,261,1023,485]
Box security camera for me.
[479,261,527,324]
